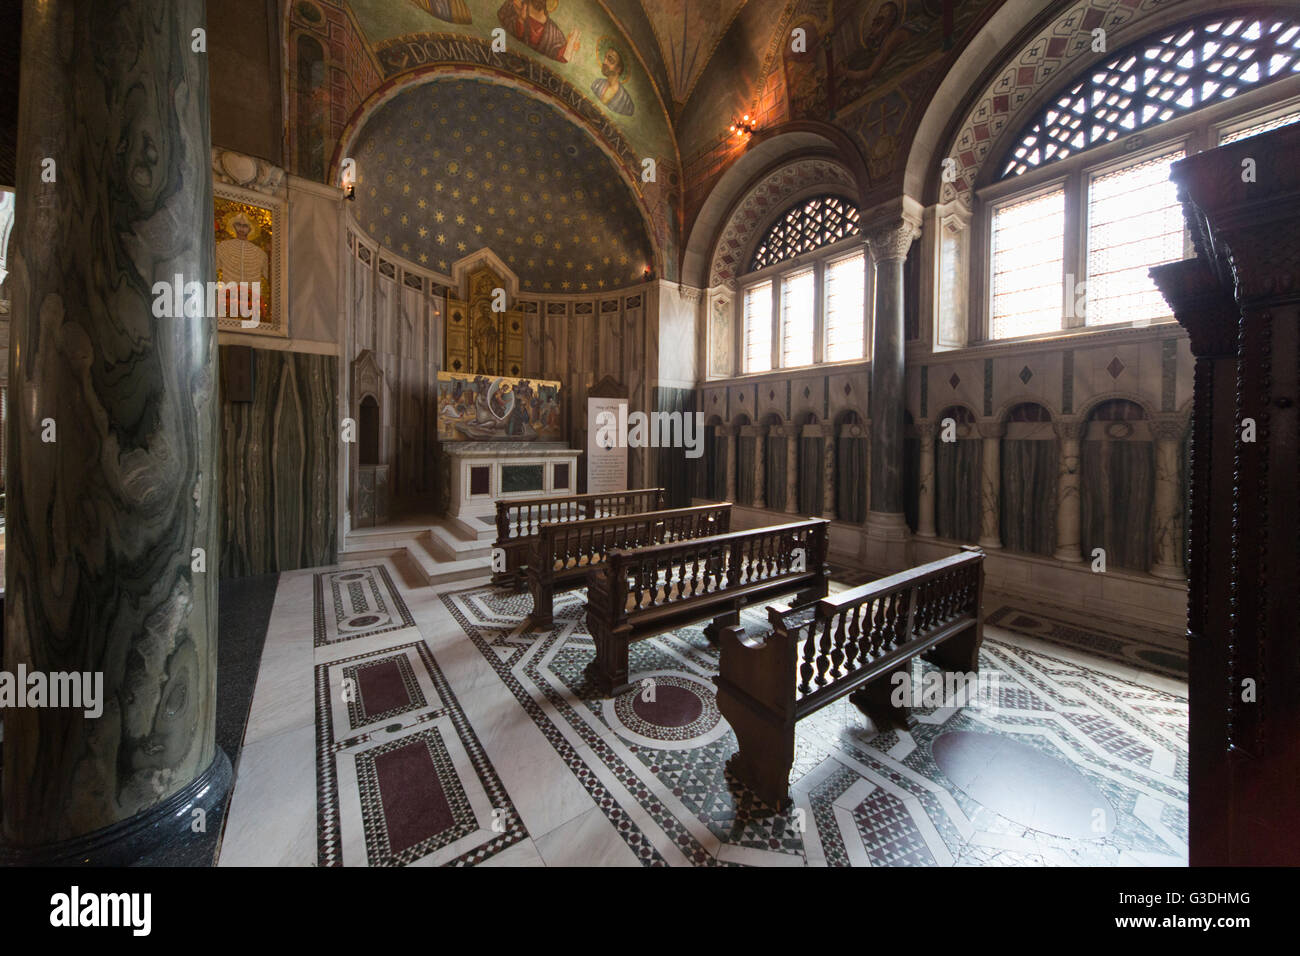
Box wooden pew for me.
[584,519,830,695]
[714,547,985,807]
[527,503,732,630]
[492,488,665,587]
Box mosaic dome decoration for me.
[351,77,653,291]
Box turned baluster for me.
[871,597,887,657]
[815,612,834,686]
[842,605,861,672]
[798,620,820,695]
[829,610,847,682]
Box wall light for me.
[729,114,758,138]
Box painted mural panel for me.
[345,0,673,160]
[437,370,563,441]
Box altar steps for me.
[342,516,493,588]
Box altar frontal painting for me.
[437,371,562,442]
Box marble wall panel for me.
[286,180,341,345]
[220,348,338,577]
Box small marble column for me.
[1150,416,1187,579]
[821,427,837,520]
[784,425,799,514]
[753,427,766,510]
[724,426,738,503]
[1053,421,1084,562]
[865,219,921,548]
[977,422,1004,549]
[3,0,228,861]
[917,424,936,537]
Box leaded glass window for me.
[749,195,861,273]
[1000,15,1300,179]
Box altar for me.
[443,442,583,522]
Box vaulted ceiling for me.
[351,77,654,290]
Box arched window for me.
[1001,16,1300,179]
[740,195,868,374]
[749,195,862,272]
[981,13,1300,341]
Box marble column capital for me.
[1150,415,1189,442]
[866,218,923,262]
[976,421,1005,440]
[1053,419,1085,441]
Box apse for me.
[349,77,654,292]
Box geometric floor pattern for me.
[441,582,1188,867]
[315,570,526,866]
[314,565,416,647]
[985,600,1188,680]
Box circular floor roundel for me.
[931,731,1115,839]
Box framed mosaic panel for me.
[213,180,288,338]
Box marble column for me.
[1150,416,1187,580]
[864,218,921,551]
[724,426,738,503]
[753,427,766,510]
[821,426,837,520]
[917,424,936,537]
[784,425,799,514]
[2,0,228,862]
[977,422,1004,549]
[1053,420,1084,562]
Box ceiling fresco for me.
[351,77,655,290]
[636,0,752,106]
[344,0,676,162]
[284,0,1032,272]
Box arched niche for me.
[762,413,787,513]
[1080,398,1154,572]
[834,409,868,523]
[934,404,980,543]
[704,414,728,502]
[796,411,825,518]
[351,349,389,528]
[1000,402,1057,557]
[733,414,756,506]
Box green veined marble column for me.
[865,218,920,549]
[3,0,226,858]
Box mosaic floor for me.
[217,559,1189,867]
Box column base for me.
[0,748,232,866]
[1053,547,1084,563]
[863,512,912,573]
[864,511,910,540]
[978,536,1003,550]
[1150,561,1186,581]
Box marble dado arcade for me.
[699,324,1193,634]
[207,139,1189,639]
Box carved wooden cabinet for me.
[1153,123,1300,865]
